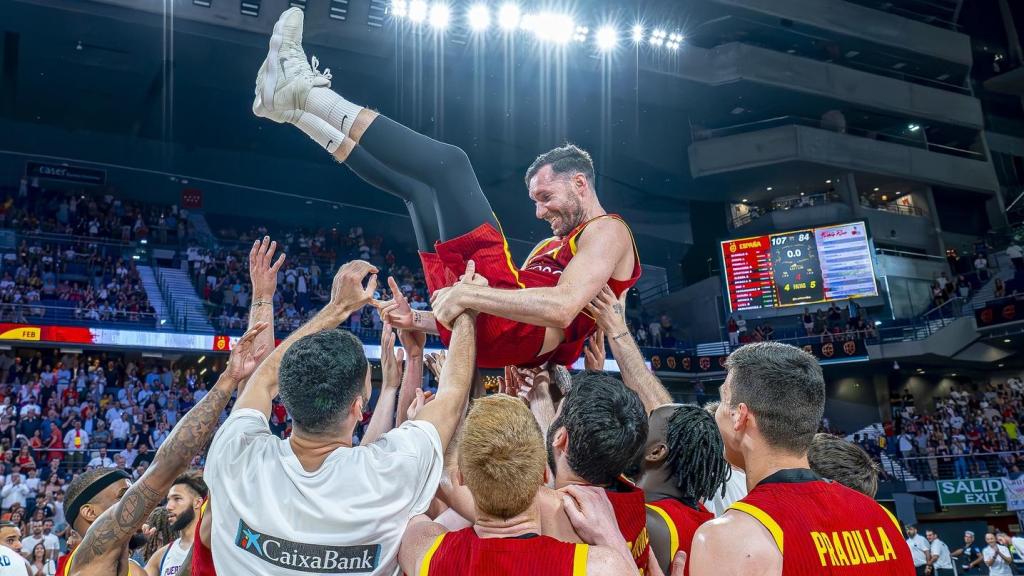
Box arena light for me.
[650,28,666,47]
[428,2,450,28]
[908,123,921,132]
[391,0,407,17]
[408,0,427,22]
[596,25,618,51]
[498,2,520,30]
[631,24,644,43]
[530,12,574,44]
[467,3,490,31]
[574,25,590,43]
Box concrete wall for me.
[689,125,1001,194]
[651,43,982,129]
[865,210,939,252]
[648,276,725,344]
[714,0,972,66]
[825,375,886,433]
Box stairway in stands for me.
[846,423,917,482]
[968,251,1016,310]
[136,266,170,328]
[156,267,214,333]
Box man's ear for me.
[646,443,668,464]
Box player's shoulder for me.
[691,510,781,574]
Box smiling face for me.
[528,165,588,237]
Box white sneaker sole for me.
[261,7,302,116]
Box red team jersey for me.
[419,215,641,368]
[646,497,714,574]
[420,527,588,575]
[190,499,217,576]
[604,477,651,574]
[728,469,913,575]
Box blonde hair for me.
[458,395,546,519]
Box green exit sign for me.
[937,478,1006,507]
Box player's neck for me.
[741,445,810,491]
[638,466,683,502]
[288,425,353,472]
[180,518,198,545]
[473,502,543,539]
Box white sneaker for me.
[253,7,332,124]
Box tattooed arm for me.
[70,324,269,576]
[585,286,672,413]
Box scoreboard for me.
[721,222,878,313]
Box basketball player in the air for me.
[62,323,269,576]
[690,342,914,576]
[400,394,640,575]
[253,7,640,369]
[144,472,207,576]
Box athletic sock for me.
[294,111,344,154]
[305,87,363,136]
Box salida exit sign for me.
[937,478,1006,507]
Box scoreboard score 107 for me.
[769,231,825,307]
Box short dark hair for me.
[278,329,368,434]
[665,405,731,501]
[809,433,879,497]
[724,342,824,455]
[524,144,596,189]
[171,470,208,499]
[554,371,647,486]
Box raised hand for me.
[424,351,447,380]
[406,388,435,421]
[227,322,270,383]
[458,259,489,288]
[585,285,628,335]
[380,323,405,391]
[584,329,606,371]
[560,485,626,548]
[248,236,286,301]
[375,276,414,331]
[329,260,378,314]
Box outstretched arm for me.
[70,325,268,576]
[586,286,672,413]
[234,260,378,417]
[246,236,285,395]
[432,218,632,329]
[360,324,403,445]
[395,328,426,427]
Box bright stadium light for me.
[408,0,427,22]
[467,3,491,31]
[498,2,521,30]
[650,28,666,47]
[574,25,589,43]
[428,2,450,28]
[531,12,574,44]
[631,24,644,43]
[596,25,618,50]
[391,0,408,17]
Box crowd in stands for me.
[889,375,1024,481]
[929,271,974,309]
[0,344,249,565]
[726,299,875,348]
[0,240,156,327]
[1,179,191,246]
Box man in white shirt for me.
[206,259,477,576]
[1,471,30,510]
[1007,240,1023,272]
[906,525,930,576]
[926,529,954,576]
[984,532,1014,576]
[87,448,115,470]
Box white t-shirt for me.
[907,534,930,566]
[205,409,443,576]
[706,467,748,516]
[930,538,953,569]
[0,545,29,576]
[984,545,1013,576]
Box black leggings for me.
[342,115,498,251]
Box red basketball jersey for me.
[728,469,913,575]
[604,477,651,573]
[190,499,217,576]
[646,497,714,574]
[420,215,641,368]
[420,527,587,575]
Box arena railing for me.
[0,303,161,330]
[691,115,985,160]
[885,450,1024,483]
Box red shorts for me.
[419,223,579,368]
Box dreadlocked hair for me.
[665,404,732,501]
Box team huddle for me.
[37,7,919,576]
